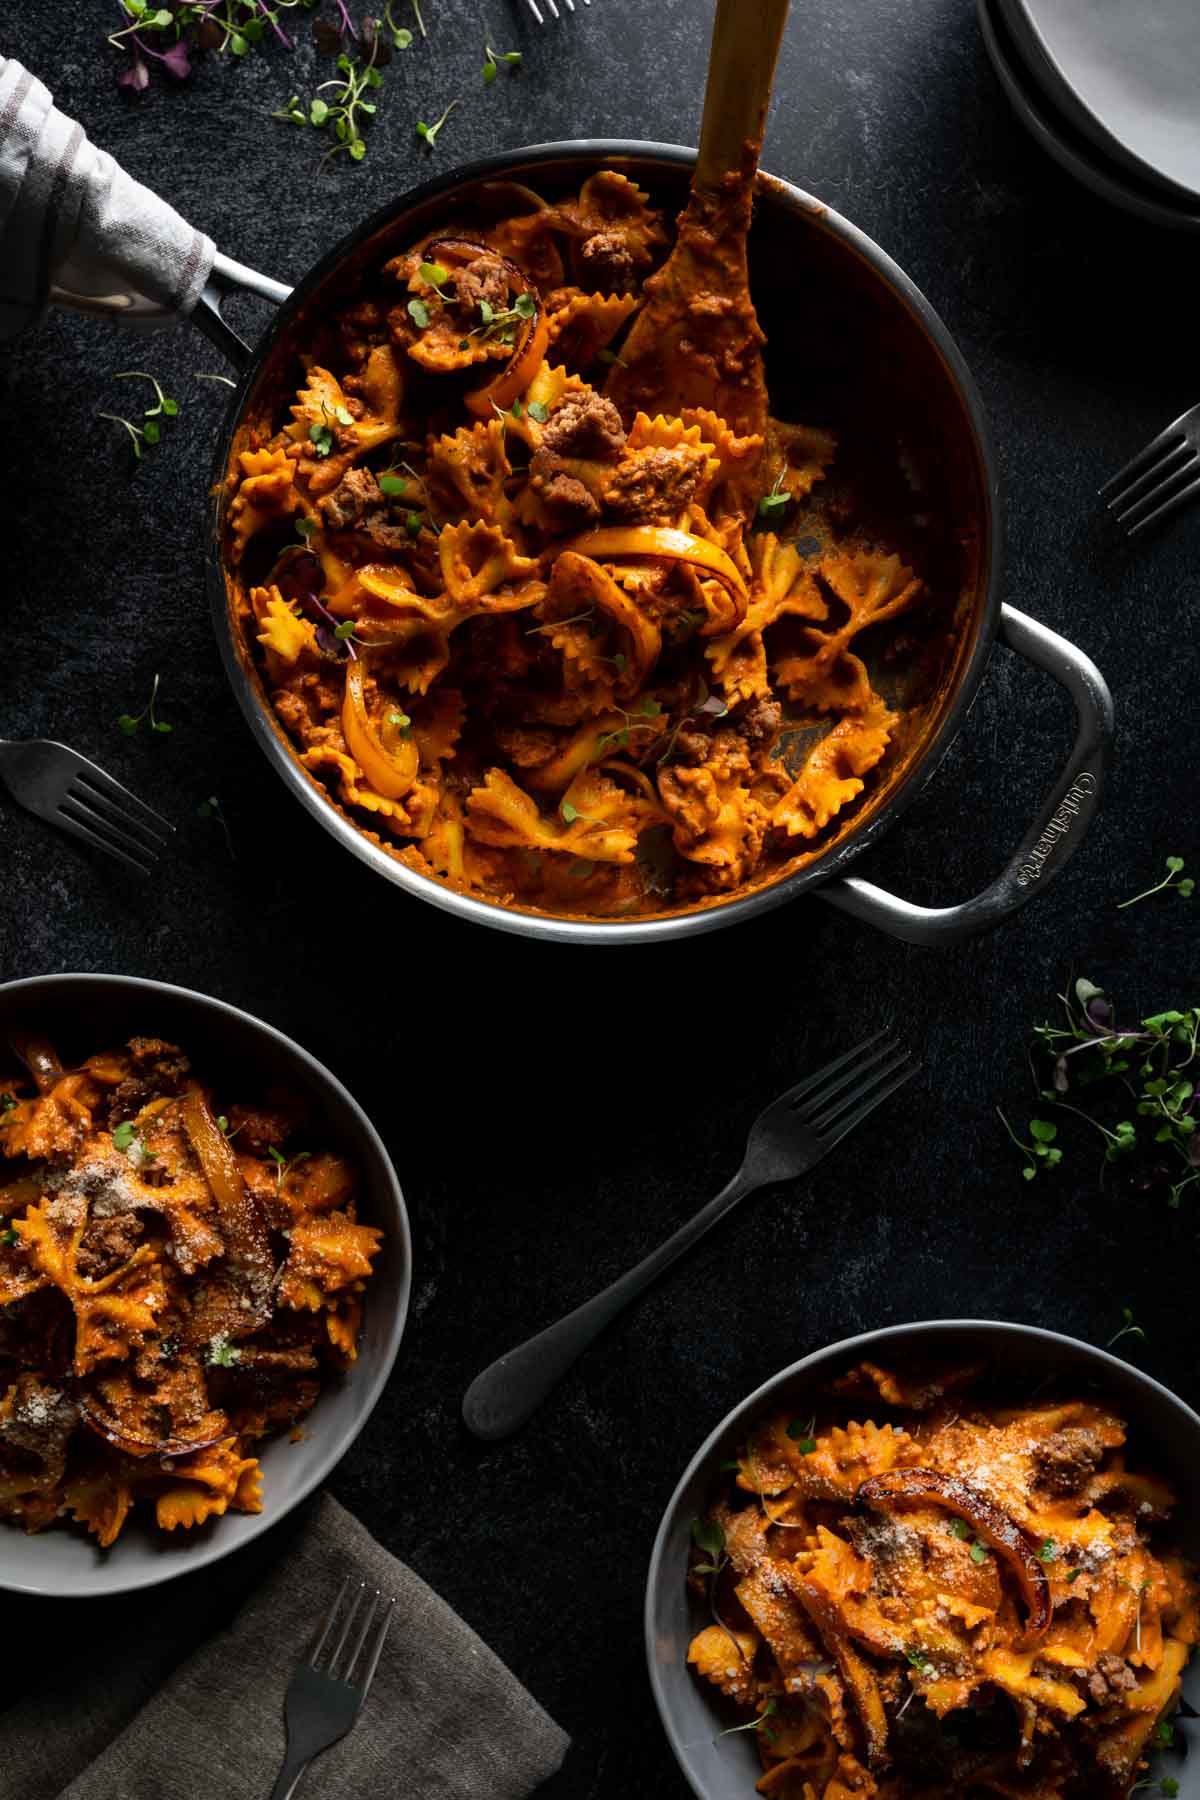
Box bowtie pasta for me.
[687,1362,1198,1798]
[0,1034,381,1545]
[225,169,931,918]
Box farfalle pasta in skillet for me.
[0,1035,380,1546]
[686,1362,1198,1798]
[225,169,931,918]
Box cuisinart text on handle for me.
[1015,773,1098,888]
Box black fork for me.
[268,1577,395,1800]
[462,1031,919,1441]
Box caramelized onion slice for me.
[75,1389,229,1461]
[9,1035,66,1094]
[342,658,420,800]
[857,1467,1051,1641]
[180,1089,273,1331]
[562,527,748,634]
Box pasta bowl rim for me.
[643,1316,1200,1799]
[0,971,412,1599]
[208,138,1001,945]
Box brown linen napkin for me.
[0,1494,568,1800]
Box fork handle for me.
[268,1753,312,1800]
[461,1165,755,1441]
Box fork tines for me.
[58,768,173,878]
[523,0,590,22]
[779,1030,919,1145]
[1099,406,1200,536]
[310,1576,395,1695]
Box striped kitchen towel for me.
[0,57,213,339]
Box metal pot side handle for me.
[187,252,292,370]
[818,604,1114,947]
[50,251,290,370]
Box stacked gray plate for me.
[979,0,1200,230]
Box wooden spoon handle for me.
[695,0,792,191]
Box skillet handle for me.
[189,251,293,370]
[817,604,1113,946]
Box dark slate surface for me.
[1,1,1198,1793]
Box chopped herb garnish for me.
[0,1229,18,1248]
[118,671,172,736]
[378,473,408,497]
[949,1518,972,1541]
[296,517,318,541]
[408,296,432,330]
[206,1336,240,1368]
[1067,1567,1081,1584]
[905,1648,935,1678]
[1038,1538,1057,1564]
[969,1541,989,1565]
[309,420,335,457]
[404,510,423,537]
[0,1094,17,1114]
[527,400,550,424]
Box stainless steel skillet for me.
[55,138,1113,948]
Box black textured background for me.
[1,1,1199,1793]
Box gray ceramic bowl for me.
[646,1319,1200,1798]
[0,973,411,1598]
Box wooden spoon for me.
[605,0,792,440]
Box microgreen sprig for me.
[996,1109,1061,1181]
[109,0,318,91]
[1118,855,1195,910]
[1004,978,1200,1209]
[1108,1307,1146,1350]
[471,289,536,342]
[719,1697,778,1743]
[593,696,664,757]
[276,38,385,162]
[99,370,178,461]
[118,672,172,737]
[382,0,415,46]
[197,793,236,860]
[416,98,458,150]
[786,1415,817,1454]
[482,41,521,83]
[267,1144,311,1191]
[756,467,790,526]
